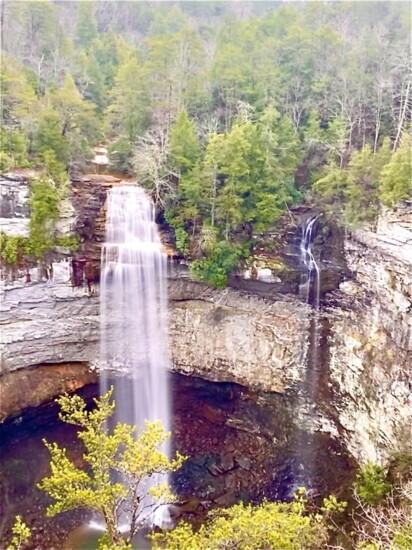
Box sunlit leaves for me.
[152,491,331,550]
[38,389,185,548]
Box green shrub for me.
[0,151,13,172]
[0,233,30,266]
[190,240,247,288]
[108,137,133,173]
[174,226,188,254]
[354,462,390,506]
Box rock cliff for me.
[0,173,410,467]
[327,204,412,464]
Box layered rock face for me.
[168,279,308,393]
[327,205,412,464]
[0,173,30,236]
[1,173,410,468]
[0,266,309,405]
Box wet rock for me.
[220,454,235,471]
[0,174,30,236]
[235,456,252,471]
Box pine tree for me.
[380,133,412,207]
[169,109,199,173]
[75,1,98,50]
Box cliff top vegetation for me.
[1,0,411,285]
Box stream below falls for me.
[0,372,356,549]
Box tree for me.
[28,175,61,260]
[0,55,38,167]
[380,133,412,207]
[48,73,100,169]
[75,0,98,50]
[109,53,151,143]
[152,489,345,550]
[5,516,31,550]
[169,108,199,173]
[38,389,185,550]
[344,141,391,225]
[354,462,391,507]
[34,107,69,166]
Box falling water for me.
[100,185,171,527]
[299,215,321,307]
[289,215,323,496]
[300,214,322,389]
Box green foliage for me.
[1,0,410,269]
[0,129,30,170]
[38,389,185,549]
[55,235,79,252]
[50,73,100,169]
[169,109,199,172]
[354,462,391,506]
[174,226,189,255]
[0,233,30,267]
[152,489,341,549]
[109,54,150,143]
[28,176,60,259]
[0,152,13,172]
[34,108,69,166]
[75,1,98,49]
[108,137,133,173]
[190,240,247,288]
[40,149,69,187]
[344,141,392,226]
[5,516,31,550]
[313,139,396,226]
[380,134,412,207]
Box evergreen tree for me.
[344,140,392,225]
[109,54,150,143]
[75,1,98,50]
[169,109,199,173]
[380,133,412,207]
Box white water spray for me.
[99,185,171,528]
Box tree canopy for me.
[1,0,410,285]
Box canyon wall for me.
[0,173,410,466]
[327,205,412,464]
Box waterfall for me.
[288,215,323,497]
[299,214,321,307]
[100,185,171,527]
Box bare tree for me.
[133,128,175,208]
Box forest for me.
[1,0,411,285]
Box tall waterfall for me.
[100,185,171,524]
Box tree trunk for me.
[393,80,410,151]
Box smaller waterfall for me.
[299,214,321,307]
[289,214,323,497]
[299,214,322,388]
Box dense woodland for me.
[0,0,411,285]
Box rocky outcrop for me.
[0,263,100,374]
[328,204,412,464]
[0,265,309,413]
[0,173,30,236]
[168,279,308,393]
[0,362,97,421]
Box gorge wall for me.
[0,173,411,466]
